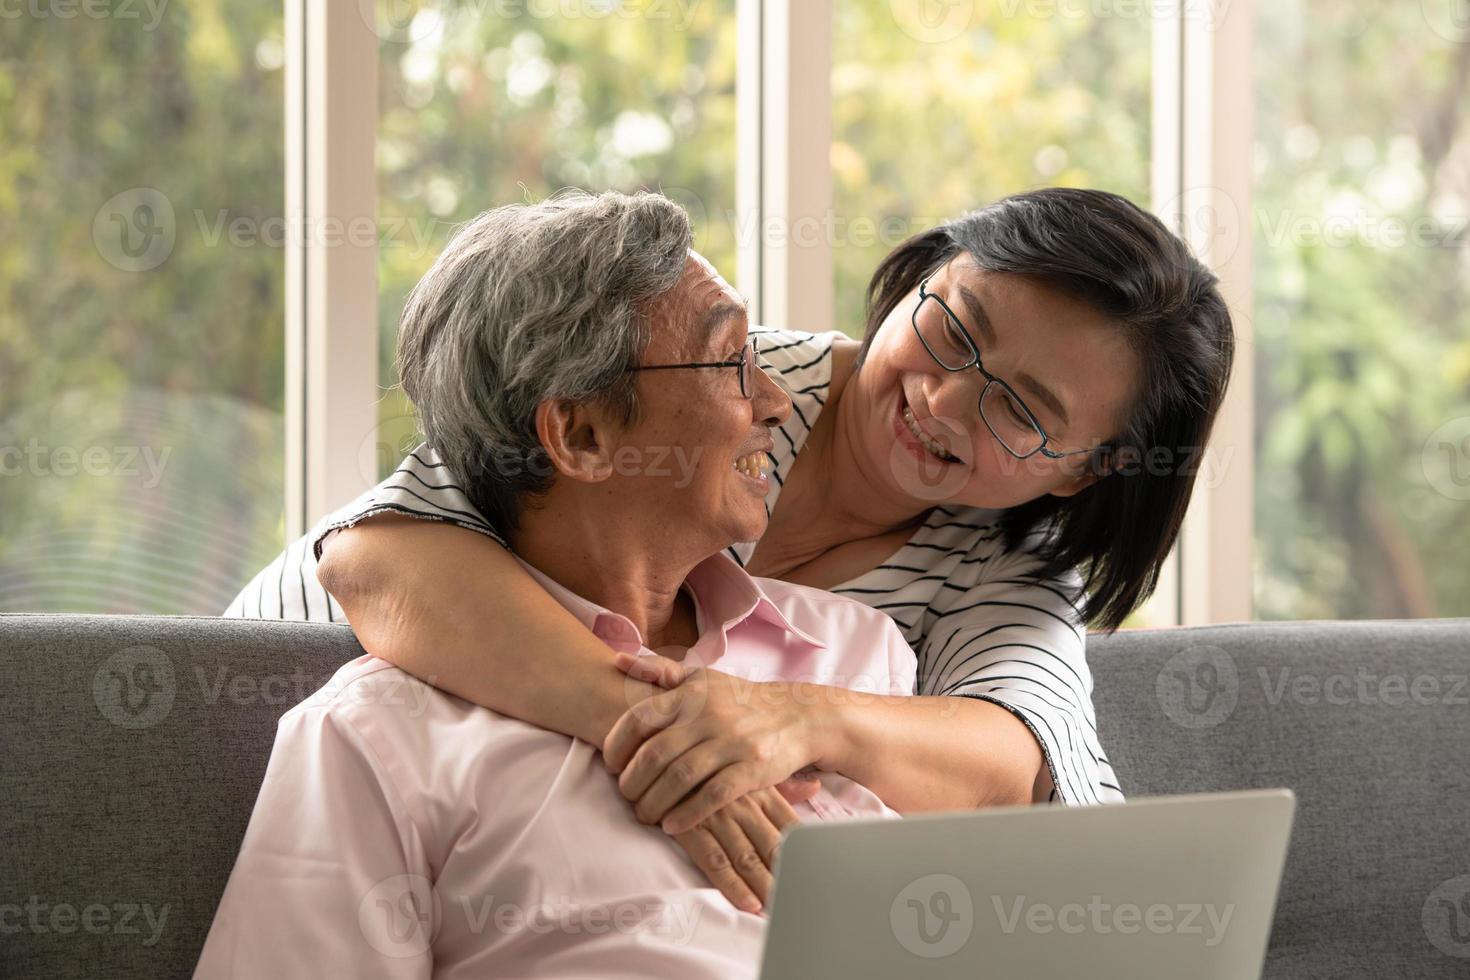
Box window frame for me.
[284,0,380,540]
[289,0,1257,623]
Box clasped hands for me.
[600,652,827,914]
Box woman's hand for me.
[602,652,825,834]
[670,785,801,914]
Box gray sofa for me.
[2,614,1467,978]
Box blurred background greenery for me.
[2,0,1466,623]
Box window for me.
[370,0,740,478]
[1252,0,1470,619]
[830,2,1164,627]
[830,3,1152,337]
[0,3,287,613]
[12,1,1453,626]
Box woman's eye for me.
[943,318,968,348]
[1004,396,1029,425]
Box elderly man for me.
[196,192,914,978]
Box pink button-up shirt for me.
[195,551,915,979]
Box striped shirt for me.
[225,326,1123,807]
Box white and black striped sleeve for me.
[222,444,505,623]
[916,538,1125,807]
[309,445,506,562]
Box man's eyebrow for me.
[955,284,1071,429]
[701,300,749,347]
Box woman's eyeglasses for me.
[912,275,1103,460]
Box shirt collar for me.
[682,551,827,649]
[510,550,826,651]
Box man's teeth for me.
[902,407,958,462]
[733,452,768,479]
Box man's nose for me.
[752,361,792,428]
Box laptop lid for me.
[758,788,1295,980]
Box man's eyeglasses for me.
[628,336,762,399]
[912,274,1103,461]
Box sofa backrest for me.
[1088,618,1470,977]
[1,614,363,979]
[2,614,1467,978]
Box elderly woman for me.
[229,186,1234,912]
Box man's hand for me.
[670,785,801,914]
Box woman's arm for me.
[812,693,1045,810]
[606,536,1117,826]
[603,660,1043,835]
[316,513,657,745]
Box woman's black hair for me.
[858,187,1235,633]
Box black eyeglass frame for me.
[627,335,762,399]
[913,275,1105,461]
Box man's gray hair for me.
[396,189,692,534]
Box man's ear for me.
[534,398,618,483]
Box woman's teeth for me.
[902,407,960,462]
[733,452,768,479]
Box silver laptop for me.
[759,788,1295,980]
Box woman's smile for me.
[893,388,963,465]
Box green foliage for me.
[372,0,738,468]
[1252,0,1470,619]
[830,3,1151,336]
[4,0,1464,621]
[0,0,287,612]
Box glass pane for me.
[832,2,1152,338]
[1253,2,1470,619]
[373,0,739,478]
[0,3,287,613]
[831,2,1158,626]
